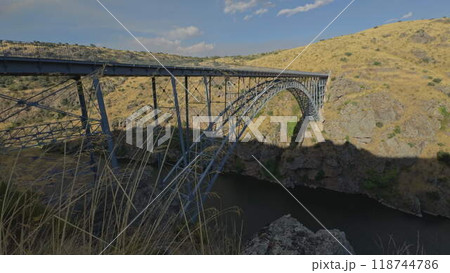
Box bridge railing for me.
[0,40,330,79]
[0,40,190,66]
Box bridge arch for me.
[162,78,327,212]
[223,78,323,124]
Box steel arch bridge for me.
[0,53,329,214]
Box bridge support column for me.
[184,76,190,147]
[203,76,212,127]
[151,77,158,119]
[76,77,96,174]
[93,77,118,169]
[76,78,91,136]
[171,77,187,166]
[224,77,228,119]
[151,76,163,167]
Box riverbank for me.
[223,140,450,219]
[209,173,450,254]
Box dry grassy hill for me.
[215,18,450,216]
[1,18,450,217]
[218,18,450,157]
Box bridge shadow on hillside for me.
[107,127,450,219]
[2,126,449,218]
[1,127,450,255]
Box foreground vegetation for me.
[0,136,242,254]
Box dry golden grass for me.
[215,18,450,158]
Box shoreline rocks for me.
[242,215,354,255]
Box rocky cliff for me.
[243,215,354,255]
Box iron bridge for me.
[0,55,329,214]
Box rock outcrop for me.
[242,215,354,255]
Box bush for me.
[437,151,450,166]
[315,170,325,181]
[376,122,384,128]
[261,158,281,179]
[433,78,442,84]
[426,191,441,201]
[345,52,353,57]
[363,168,399,190]
[234,157,245,173]
[373,61,382,66]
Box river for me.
[208,174,450,254]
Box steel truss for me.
[0,56,328,218]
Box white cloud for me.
[277,0,333,17]
[242,7,269,20]
[385,12,413,23]
[165,26,202,40]
[176,42,215,55]
[224,0,263,14]
[137,26,214,56]
[400,12,413,19]
[254,8,268,15]
[139,37,181,49]
[224,0,275,14]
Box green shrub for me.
[376,122,384,128]
[285,155,295,163]
[439,106,450,130]
[426,191,441,201]
[287,122,296,139]
[315,169,325,181]
[373,61,382,66]
[437,151,450,166]
[235,157,245,173]
[363,168,399,190]
[260,158,281,179]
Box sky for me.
[0,0,448,57]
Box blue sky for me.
[0,0,448,57]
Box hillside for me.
[220,18,450,155]
[1,18,450,217]
[218,18,450,216]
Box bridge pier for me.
[93,77,118,169]
[171,77,188,166]
[203,76,212,125]
[76,77,97,174]
[184,76,190,147]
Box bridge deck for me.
[0,56,328,78]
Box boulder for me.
[242,215,354,255]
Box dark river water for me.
[207,174,450,254]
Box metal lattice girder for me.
[0,119,102,149]
[0,56,329,79]
[159,78,324,213]
[0,68,110,151]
